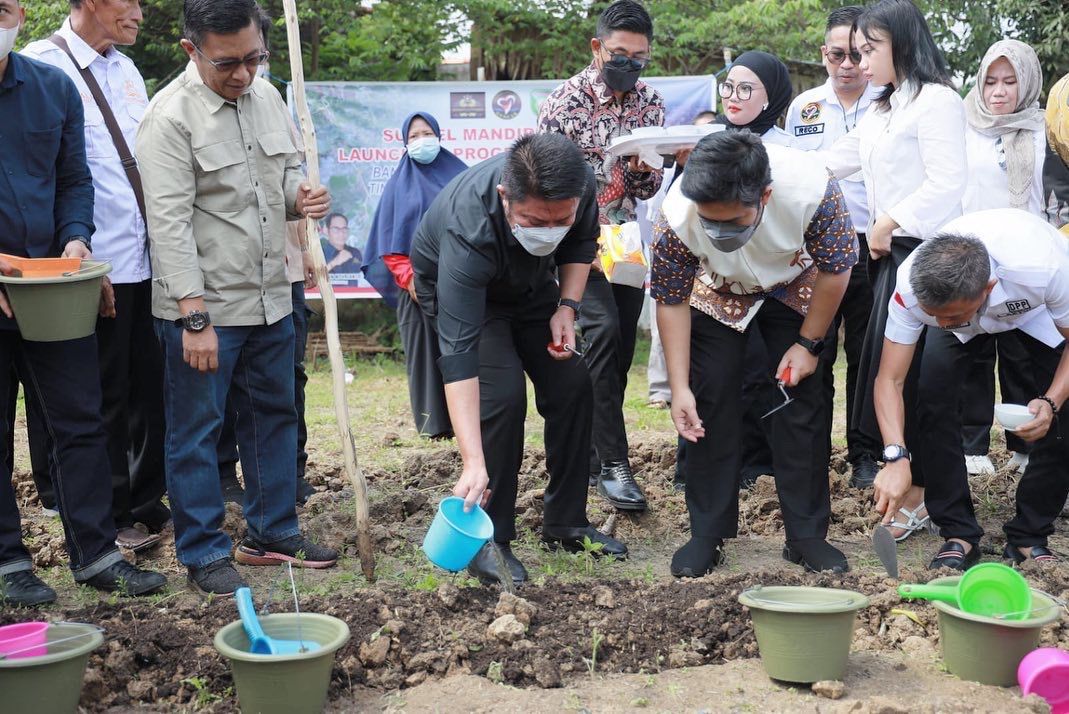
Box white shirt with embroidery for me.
[22,18,150,284]
[787,79,883,231]
[885,209,1069,348]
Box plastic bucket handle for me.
[992,591,1069,621]
[62,259,111,278]
[0,622,104,660]
[743,593,858,610]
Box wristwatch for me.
[882,444,911,463]
[795,335,826,356]
[175,310,211,333]
[557,298,582,317]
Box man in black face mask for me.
[651,131,858,577]
[539,0,664,513]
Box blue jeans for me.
[156,318,300,568]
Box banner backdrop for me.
[292,75,716,298]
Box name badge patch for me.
[794,124,825,136]
[997,299,1033,317]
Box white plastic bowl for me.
[994,403,1033,431]
[628,126,665,138]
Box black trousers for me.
[853,236,927,485]
[577,273,644,467]
[477,286,593,542]
[960,332,1036,456]
[96,280,169,530]
[398,291,451,438]
[684,302,832,541]
[0,333,121,577]
[820,235,879,462]
[918,329,1068,546]
[5,370,54,510]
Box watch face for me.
[883,445,903,461]
[187,312,208,331]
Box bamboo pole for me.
[282,0,375,581]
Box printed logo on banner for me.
[492,90,521,120]
[451,92,486,119]
[529,89,552,117]
[800,102,822,123]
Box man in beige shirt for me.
[137,0,334,596]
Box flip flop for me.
[115,527,161,553]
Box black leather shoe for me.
[671,537,725,578]
[783,539,849,573]
[80,560,168,596]
[849,455,879,489]
[1003,543,1059,565]
[929,540,981,571]
[467,542,528,586]
[596,460,648,511]
[541,525,628,558]
[0,570,57,607]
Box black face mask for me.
[600,54,645,93]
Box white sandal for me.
[888,503,933,543]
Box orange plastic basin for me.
[0,254,82,278]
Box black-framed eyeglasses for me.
[825,48,861,65]
[193,44,270,73]
[719,81,759,101]
[604,51,650,72]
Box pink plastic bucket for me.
[1019,648,1069,713]
[0,622,49,660]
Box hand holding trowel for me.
[761,366,794,419]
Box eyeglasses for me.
[193,44,270,73]
[603,51,651,72]
[718,81,760,101]
[825,48,862,65]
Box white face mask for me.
[512,224,571,257]
[0,23,20,59]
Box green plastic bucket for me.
[215,612,350,714]
[930,576,1063,686]
[0,260,111,342]
[739,586,870,683]
[0,622,104,714]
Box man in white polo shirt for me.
[786,5,883,487]
[23,0,169,551]
[872,208,1069,570]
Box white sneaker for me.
[965,455,996,476]
[1006,452,1029,474]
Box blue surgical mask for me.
[699,204,764,253]
[407,137,441,165]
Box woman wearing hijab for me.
[363,112,468,439]
[688,50,795,487]
[957,40,1046,478]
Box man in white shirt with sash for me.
[873,208,1069,569]
[786,5,883,487]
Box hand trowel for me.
[872,524,899,578]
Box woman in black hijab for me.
[718,50,794,145]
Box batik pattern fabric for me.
[651,178,857,331]
[538,63,665,225]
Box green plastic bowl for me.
[739,586,870,683]
[929,576,1062,686]
[0,260,111,342]
[215,612,350,714]
[0,622,104,714]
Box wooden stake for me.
[282,0,375,581]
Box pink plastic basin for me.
[0,622,49,660]
[1019,648,1069,713]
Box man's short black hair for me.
[326,213,348,227]
[183,0,267,47]
[596,1,653,43]
[501,134,590,203]
[681,131,772,207]
[826,6,863,33]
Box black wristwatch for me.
[557,298,582,317]
[882,444,911,463]
[175,310,211,333]
[795,335,825,356]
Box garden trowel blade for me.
[872,524,899,578]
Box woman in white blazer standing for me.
[823,0,968,564]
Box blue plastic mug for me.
[422,496,494,572]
